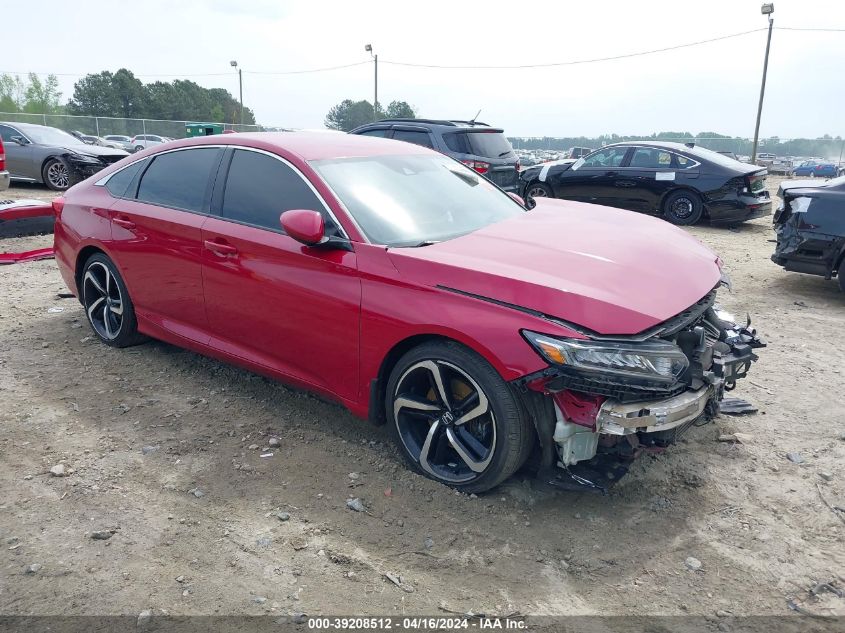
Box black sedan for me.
[771,176,845,291]
[518,142,771,225]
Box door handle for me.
[113,216,136,229]
[204,239,238,257]
[605,171,618,177]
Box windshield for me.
[311,154,525,247]
[24,126,86,146]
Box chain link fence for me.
[0,112,282,139]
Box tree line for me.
[0,69,255,125]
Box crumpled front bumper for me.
[598,385,713,435]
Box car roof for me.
[352,119,504,133]
[0,121,53,131]
[158,131,437,161]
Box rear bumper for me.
[0,170,9,192]
[708,195,772,224]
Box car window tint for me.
[392,130,434,148]
[581,147,628,168]
[221,149,326,232]
[137,148,220,212]
[359,129,390,137]
[629,148,673,169]
[0,124,21,142]
[443,132,470,154]
[105,159,146,198]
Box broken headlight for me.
[523,332,689,384]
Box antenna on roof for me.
[469,109,482,124]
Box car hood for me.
[54,144,129,158]
[387,199,721,336]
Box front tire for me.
[81,253,145,348]
[662,190,704,225]
[386,341,534,493]
[524,182,554,209]
[134,145,144,152]
[42,158,81,191]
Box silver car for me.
[0,122,128,191]
[102,135,134,151]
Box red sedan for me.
[53,133,764,492]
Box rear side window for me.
[221,149,325,231]
[392,130,434,149]
[629,148,673,169]
[443,133,470,154]
[104,159,147,198]
[137,148,220,212]
[465,132,514,158]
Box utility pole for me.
[230,60,244,127]
[365,44,378,120]
[751,4,775,164]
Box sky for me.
[4,0,845,138]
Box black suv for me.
[349,118,519,192]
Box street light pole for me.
[751,4,775,164]
[365,44,378,121]
[230,60,244,127]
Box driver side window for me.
[580,147,629,168]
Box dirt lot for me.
[1,177,843,620]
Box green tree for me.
[23,73,62,114]
[68,71,121,116]
[325,99,377,131]
[384,100,416,119]
[325,98,418,131]
[0,74,26,112]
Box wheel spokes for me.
[418,360,451,410]
[393,395,442,421]
[110,299,123,316]
[87,296,105,322]
[453,389,489,426]
[84,270,106,296]
[446,426,493,473]
[103,304,113,338]
[417,420,442,477]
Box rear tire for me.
[524,182,554,209]
[662,190,704,225]
[81,253,146,348]
[134,145,144,152]
[386,341,534,493]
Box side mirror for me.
[507,192,526,208]
[10,135,28,146]
[280,209,325,246]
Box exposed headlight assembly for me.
[68,153,102,164]
[523,331,689,384]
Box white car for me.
[130,134,167,152]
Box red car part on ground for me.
[51,132,764,492]
[0,200,55,265]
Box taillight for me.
[461,160,490,174]
[52,197,65,217]
[0,137,5,171]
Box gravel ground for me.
[0,176,843,619]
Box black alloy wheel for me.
[386,341,533,493]
[81,254,145,348]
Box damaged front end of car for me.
[514,285,766,491]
